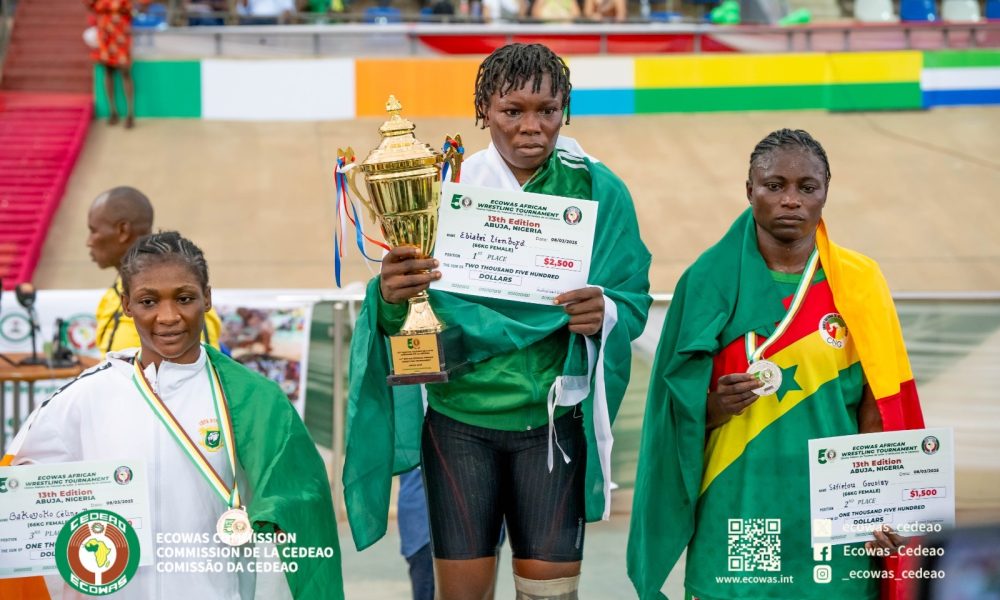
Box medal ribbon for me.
[131,351,241,509]
[744,248,820,364]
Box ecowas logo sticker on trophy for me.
[55,508,140,596]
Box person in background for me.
[628,129,923,600]
[238,0,302,23]
[86,0,138,128]
[87,186,222,355]
[528,0,580,20]
[481,0,523,21]
[398,469,434,600]
[583,0,626,21]
[183,0,229,25]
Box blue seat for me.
[649,10,682,20]
[134,2,169,29]
[900,0,938,21]
[363,6,403,22]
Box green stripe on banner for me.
[826,82,923,111]
[635,82,921,114]
[923,50,1000,69]
[635,85,827,113]
[94,61,201,118]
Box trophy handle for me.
[344,164,379,226]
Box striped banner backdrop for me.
[922,50,1000,108]
[92,50,1000,119]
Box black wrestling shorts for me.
[421,407,586,562]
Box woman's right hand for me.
[706,372,763,430]
[379,246,441,304]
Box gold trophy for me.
[343,96,467,386]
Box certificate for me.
[431,182,598,305]
[0,459,153,578]
[808,428,955,546]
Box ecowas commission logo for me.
[0,476,20,493]
[56,509,140,595]
[450,194,474,209]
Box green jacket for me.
[344,151,652,551]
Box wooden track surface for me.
[33,107,1000,292]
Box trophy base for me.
[387,326,470,386]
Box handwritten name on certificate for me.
[0,460,152,578]
[432,182,598,305]
[808,428,955,546]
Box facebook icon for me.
[813,544,832,562]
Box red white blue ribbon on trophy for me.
[334,152,390,287]
[441,137,464,183]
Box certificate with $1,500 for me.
[431,182,598,305]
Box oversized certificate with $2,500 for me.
[431,182,598,305]
[0,459,153,578]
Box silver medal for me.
[216,507,253,546]
[747,360,782,396]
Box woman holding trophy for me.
[344,43,652,599]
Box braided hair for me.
[120,231,210,295]
[748,129,831,183]
[474,43,572,128]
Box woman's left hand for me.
[866,525,908,552]
[555,287,605,336]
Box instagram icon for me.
[813,565,832,584]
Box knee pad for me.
[513,574,580,600]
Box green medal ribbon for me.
[744,248,820,363]
[131,348,241,509]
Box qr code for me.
[727,518,781,572]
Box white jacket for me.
[12,348,290,599]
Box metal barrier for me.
[142,21,1000,57]
[3,290,999,519]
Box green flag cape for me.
[209,346,344,600]
[626,209,922,600]
[343,155,652,551]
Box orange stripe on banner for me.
[355,59,480,118]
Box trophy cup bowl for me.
[344,96,467,385]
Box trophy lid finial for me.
[386,95,402,115]
[362,95,441,172]
[379,94,415,137]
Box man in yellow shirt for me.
[86,186,222,354]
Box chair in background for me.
[900,0,938,21]
[941,0,980,20]
[854,0,895,21]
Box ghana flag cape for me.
[343,151,652,551]
[209,346,345,600]
[627,208,923,600]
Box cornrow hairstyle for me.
[120,231,210,295]
[748,128,831,183]
[474,43,572,128]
